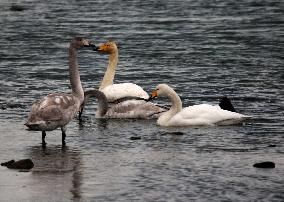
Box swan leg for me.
[42,131,47,146]
[79,108,83,120]
[79,103,85,121]
[61,126,66,145]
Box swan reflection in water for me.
[27,145,82,200]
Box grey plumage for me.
[80,90,166,119]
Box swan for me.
[149,84,248,126]
[80,90,166,119]
[25,37,93,145]
[94,41,149,102]
[78,41,166,119]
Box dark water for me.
[0,0,283,201]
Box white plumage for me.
[150,84,248,127]
[163,104,247,126]
[95,41,149,101]
[101,83,149,102]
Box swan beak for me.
[147,90,158,101]
[82,39,93,47]
[93,46,100,51]
[93,45,104,52]
[84,42,96,48]
[89,44,96,48]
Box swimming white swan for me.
[149,84,248,126]
[81,90,166,119]
[25,37,93,145]
[94,41,149,102]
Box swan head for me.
[94,41,118,54]
[71,37,94,49]
[25,120,59,131]
[149,84,174,100]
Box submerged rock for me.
[1,159,34,170]
[253,161,275,168]
[130,136,141,140]
[268,144,276,147]
[171,132,184,135]
[1,160,15,167]
[10,4,26,11]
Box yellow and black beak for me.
[93,44,106,52]
[147,90,158,101]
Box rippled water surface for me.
[0,0,283,201]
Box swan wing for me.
[170,104,246,126]
[101,83,149,102]
[28,93,78,123]
[104,100,165,119]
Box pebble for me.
[1,159,34,170]
[130,136,141,140]
[10,5,25,11]
[253,161,275,168]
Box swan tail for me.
[219,96,236,112]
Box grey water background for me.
[0,0,283,201]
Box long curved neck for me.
[99,51,118,90]
[69,46,84,103]
[157,89,182,125]
[84,90,108,117]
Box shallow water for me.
[0,0,283,201]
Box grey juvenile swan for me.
[81,89,165,119]
[25,37,93,145]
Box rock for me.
[130,136,141,140]
[253,161,275,168]
[160,131,184,136]
[1,159,34,170]
[10,4,25,11]
[171,132,184,135]
[268,144,276,147]
[1,160,15,167]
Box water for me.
[0,0,283,201]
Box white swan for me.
[149,84,248,126]
[25,37,93,145]
[94,41,149,102]
[81,90,166,119]
[78,41,166,119]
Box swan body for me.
[95,41,149,101]
[150,84,248,127]
[25,37,93,145]
[82,90,165,119]
[101,83,149,102]
[26,93,80,131]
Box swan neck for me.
[99,51,118,90]
[85,90,108,117]
[69,46,84,102]
[96,98,108,118]
[157,89,182,125]
[169,91,183,113]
